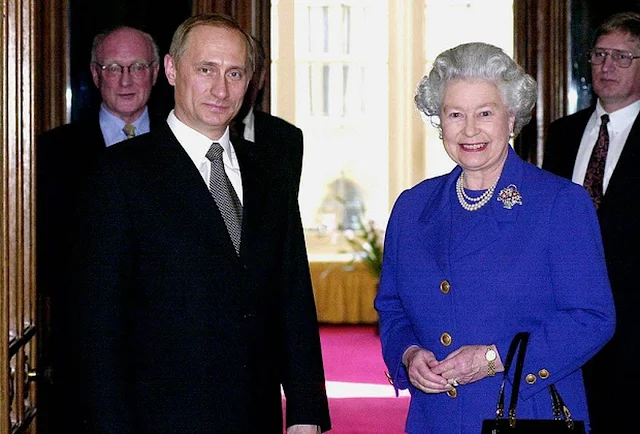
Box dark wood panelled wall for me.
[514,0,568,167]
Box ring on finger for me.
[452,379,459,387]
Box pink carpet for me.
[283,324,410,433]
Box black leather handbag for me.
[481,332,586,433]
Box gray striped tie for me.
[205,143,242,254]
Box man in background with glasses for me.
[35,25,161,434]
[89,25,161,144]
[542,11,640,433]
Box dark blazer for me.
[37,118,105,298]
[253,109,304,192]
[36,110,166,299]
[36,110,166,433]
[64,122,330,433]
[543,106,640,432]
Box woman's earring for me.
[509,131,515,139]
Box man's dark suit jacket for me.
[37,111,166,300]
[64,121,330,432]
[543,106,640,432]
[37,118,105,298]
[36,111,165,432]
[253,109,304,193]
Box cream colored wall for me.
[271,0,513,235]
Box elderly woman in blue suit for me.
[374,42,615,434]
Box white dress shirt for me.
[572,99,640,193]
[166,110,243,203]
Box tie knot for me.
[123,124,136,139]
[205,142,224,162]
[601,114,610,125]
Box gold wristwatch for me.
[486,346,497,376]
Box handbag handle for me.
[494,332,577,429]
[494,332,529,426]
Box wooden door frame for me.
[1,0,38,432]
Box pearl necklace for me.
[455,172,498,212]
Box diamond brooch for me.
[497,184,522,209]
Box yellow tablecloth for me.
[309,259,379,324]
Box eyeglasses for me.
[95,61,155,78]
[587,48,640,68]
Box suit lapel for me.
[417,171,456,276]
[603,111,640,205]
[150,125,240,257]
[87,120,107,149]
[452,147,523,259]
[548,108,592,179]
[418,147,524,271]
[566,109,592,166]
[232,137,268,256]
[252,111,269,147]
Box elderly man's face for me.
[90,28,159,124]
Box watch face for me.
[486,348,497,361]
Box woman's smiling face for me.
[440,78,515,177]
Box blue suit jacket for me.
[375,146,615,434]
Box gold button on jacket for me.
[440,280,451,294]
[538,369,550,379]
[525,373,537,384]
[440,333,452,346]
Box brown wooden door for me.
[1,0,38,432]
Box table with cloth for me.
[305,230,379,324]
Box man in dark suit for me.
[38,25,161,301]
[36,25,161,433]
[231,35,304,193]
[64,13,330,433]
[542,11,640,433]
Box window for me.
[272,0,513,249]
